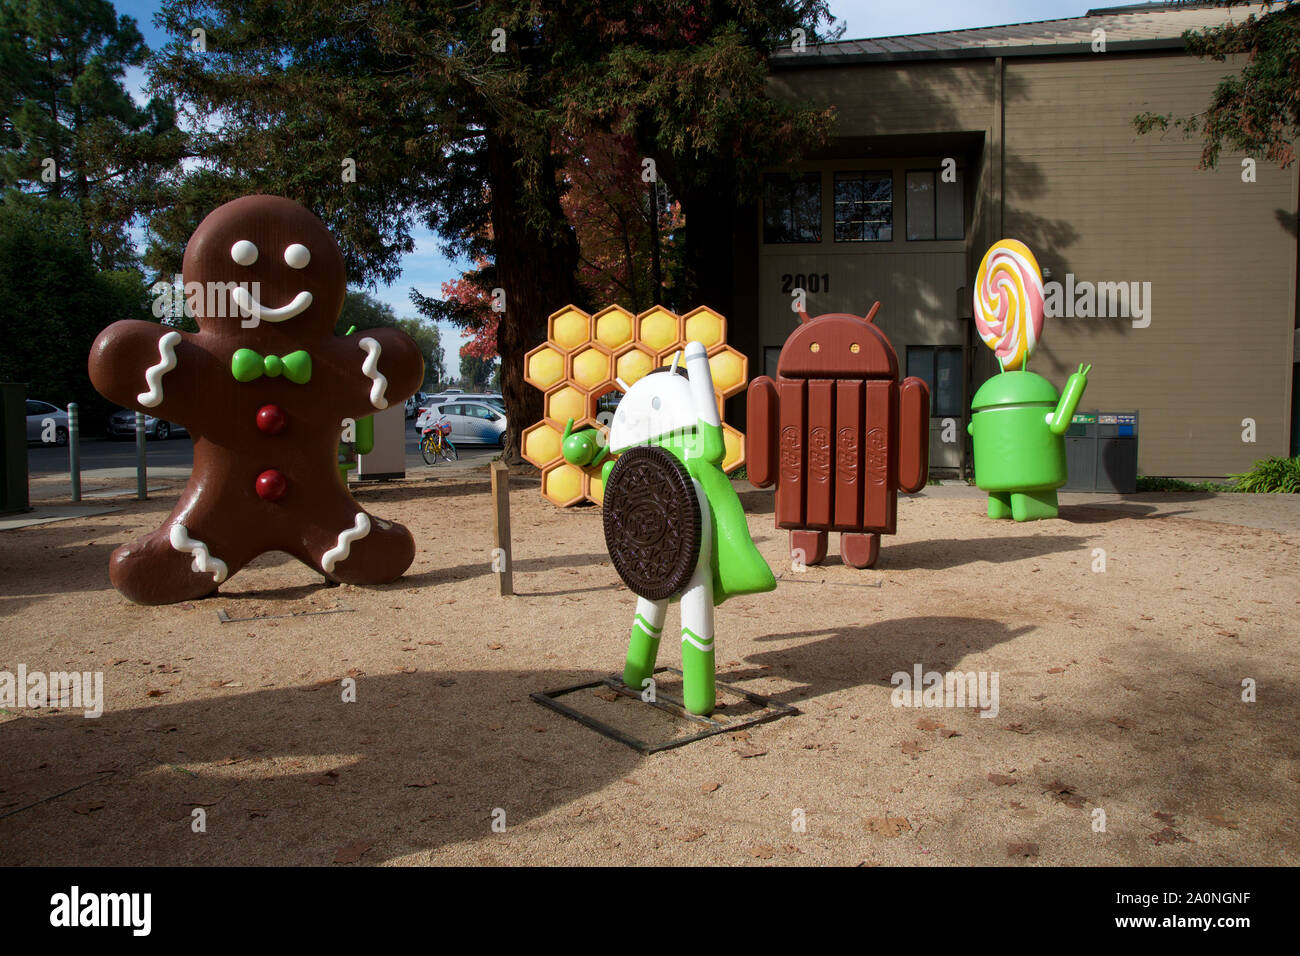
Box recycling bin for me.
[1064,411,1138,494]
[1,383,29,514]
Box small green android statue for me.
[969,240,1093,521]
[563,341,775,716]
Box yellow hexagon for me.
[709,347,748,398]
[542,462,586,507]
[722,423,745,474]
[544,383,588,427]
[586,465,609,506]
[570,345,613,392]
[614,345,655,386]
[521,421,564,469]
[683,306,726,351]
[594,305,635,351]
[636,307,683,354]
[524,343,566,391]
[548,306,591,352]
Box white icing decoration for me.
[138,331,182,408]
[231,240,258,266]
[358,337,389,409]
[168,524,228,583]
[230,287,313,323]
[284,243,310,269]
[321,513,371,573]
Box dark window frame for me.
[833,169,894,243]
[904,166,966,242]
[762,171,822,244]
[906,345,965,418]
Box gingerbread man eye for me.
[284,243,311,269]
[230,240,258,266]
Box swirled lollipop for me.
[973,239,1045,372]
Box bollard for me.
[68,403,80,502]
[135,410,147,500]
[490,460,513,596]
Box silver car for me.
[107,408,187,440]
[424,400,507,446]
[26,400,69,445]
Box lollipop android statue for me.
[563,342,775,716]
[968,240,1091,522]
[745,301,930,570]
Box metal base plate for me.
[530,667,798,754]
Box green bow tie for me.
[231,348,312,384]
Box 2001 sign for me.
[780,272,830,294]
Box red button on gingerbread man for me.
[88,195,424,605]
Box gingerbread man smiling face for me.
[89,195,424,605]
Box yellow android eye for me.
[810,342,820,353]
[850,343,861,353]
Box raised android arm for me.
[897,376,931,493]
[744,376,779,488]
[1048,363,1091,435]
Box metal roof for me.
[771,1,1271,66]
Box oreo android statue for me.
[745,301,930,570]
[968,239,1091,522]
[563,342,775,716]
[88,195,424,604]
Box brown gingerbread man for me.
[88,195,424,605]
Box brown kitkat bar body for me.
[744,300,930,568]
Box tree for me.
[0,0,183,269]
[1134,0,1300,169]
[459,353,497,392]
[148,1,838,463]
[0,190,151,429]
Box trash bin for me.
[1064,411,1138,494]
[1,382,29,514]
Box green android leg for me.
[680,628,716,716]
[987,492,1013,519]
[624,598,666,692]
[1011,489,1059,521]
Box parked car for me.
[107,408,187,440]
[405,391,432,419]
[25,400,69,446]
[418,399,507,446]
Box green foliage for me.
[1227,455,1300,493]
[1134,476,1239,493]
[1133,0,1300,168]
[459,353,496,391]
[0,0,184,269]
[0,191,151,428]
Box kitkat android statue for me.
[745,302,930,570]
[88,195,425,604]
[968,240,1092,521]
[563,342,775,716]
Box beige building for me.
[731,1,1297,479]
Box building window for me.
[905,168,964,241]
[764,346,782,379]
[906,346,964,418]
[834,171,893,242]
[762,172,821,243]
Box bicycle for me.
[420,416,458,464]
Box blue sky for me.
[112,0,1096,346]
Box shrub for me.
[1227,456,1300,494]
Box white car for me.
[25,400,69,445]
[418,400,507,447]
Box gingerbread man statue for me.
[88,195,424,605]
